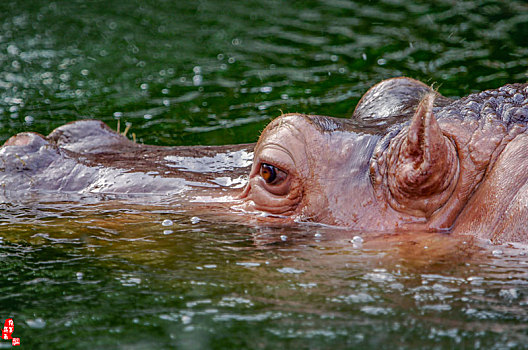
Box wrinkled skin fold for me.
[2,77,528,243]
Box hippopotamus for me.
[2,77,528,243]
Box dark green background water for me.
[1,0,528,349]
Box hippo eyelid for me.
[255,143,296,174]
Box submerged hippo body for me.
[2,77,528,242]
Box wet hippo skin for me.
[2,77,528,242]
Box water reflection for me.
[1,197,527,348]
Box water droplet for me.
[280,235,287,241]
[162,219,173,226]
[181,315,192,325]
[163,230,173,235]
[351,236,363,244]
[190,216,201,224]
[7,44,19,55]
[192,75,202,86]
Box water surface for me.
[1,0,528,348]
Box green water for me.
[1,0,528,349]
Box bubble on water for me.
[163,230,173,235]
[351,236,363,244]
[181,315,192,325]
[162,219,173,226]
[191,216,201,224]
[351,235,363,248]
[7,44,19,55]
[113,111,123,118]
[81,69,89,76]
[140,83,148,90]
[314,233,322,238]
[192,75,202,86]
[76,272,84,280]
[260,86,272,93]
[280,235,287,241]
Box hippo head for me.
[239,112,382,228]
[240,77,527,232]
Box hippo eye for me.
[260,163,287,185]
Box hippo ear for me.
[386,93,459,216]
